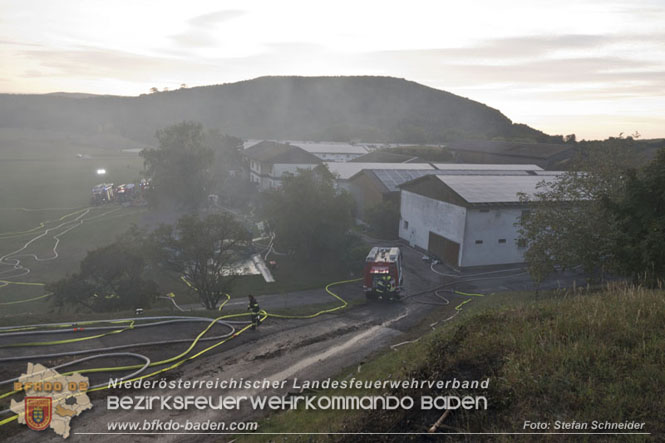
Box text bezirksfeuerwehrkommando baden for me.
[106,377,490,411]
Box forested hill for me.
[0,76,549,144]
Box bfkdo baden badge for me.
[25,397,52,431]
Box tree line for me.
[517,139,665,288]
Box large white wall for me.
[399,190,467,262]
[460,208,526,267]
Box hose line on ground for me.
[0,278,358,428]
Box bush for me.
[365,200,399,239]
[49,238,158,312]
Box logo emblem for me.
[25,397,52,431]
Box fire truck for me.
[115,183,136,202]
[363,247,404,301]
[91,183,114,205]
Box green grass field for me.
[0,132,149,316]
[246,285,665,439]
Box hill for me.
[0,76,549,145]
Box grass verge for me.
[243,285,664,440]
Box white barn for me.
[398,174,557,268]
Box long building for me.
[347,163,543,218]
[398,174,561,268]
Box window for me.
[498,239,507,244]
[475,240,483,244]
[403,220,409,229]
[517,238,527,248]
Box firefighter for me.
[387,276,397,301]
[248,294,261,330]
[374,275,386,300]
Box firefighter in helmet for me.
[378,274,392,300]
[374,275,386,300]
[248,294,261,330]
[387,276,397,301]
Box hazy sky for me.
[1,0,664,139]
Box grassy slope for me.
[249,286,665,439]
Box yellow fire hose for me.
[0,278,360,427]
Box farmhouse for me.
[398,174,560,268]
[242,141,322,190]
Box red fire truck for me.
[363,247,404,301]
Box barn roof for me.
[431,163,542,171]
[360,169,543,193]
[324,162,434,180]
[400,174,559,206]
[243,141,322,164]
[350,150,418,163]
[295,142,368,155]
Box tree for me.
[140,121,214,210]
[150,87,158,94]
[149,213,250,310]
[49,232,158,312]
[605,149,665,286]
[516,141,635,283]
[262,169,354,261]
[366,200,400,239]
[205,129,244,177]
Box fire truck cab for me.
[363,247,404,301]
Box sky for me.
[1,0,664,140]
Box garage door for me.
[428,232,460,267]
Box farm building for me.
[348,164,543,218]
[398,174,560,268]
[444,140,574,169]
[324,162,435,193]
[350,150,420,163]
[242,141,322,190]
[293,142,369,162]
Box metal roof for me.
[533,170,566,176]
[371,169,439,192]
[244,140,368,155]
[295,142,368,155]
[243,141,322,164]
[367,169,537,193]
[432,163,542,171]
[434,175,555,203]
[325,162,434,180]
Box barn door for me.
[428,232,460,267]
